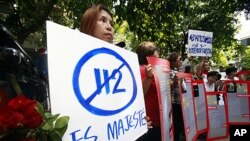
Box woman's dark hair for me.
[136,41,157,65]
[184,65,192,73]
[167,52,180,69]
[80,4,113,35]
[216,73,222,80]
[207,71,219,78]
[225,67,237,75]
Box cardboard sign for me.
[192,80,208,134]
[188,29,213,57]
[147,57,173,141]
[46,21,147,141]
[178,73,198,141]
[225,80,250,124]
[206,91,229,140]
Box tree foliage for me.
[241,46,250,69]
[115,1,244,56]
[1,0,113,44]
[2,0,58,44]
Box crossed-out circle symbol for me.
[73,47,137,116]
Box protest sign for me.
[192,80,208,134]
[225,80,250,124]
[188,29,213,57]
[178,73,198,141]
[206,91,229,140]
[147,57,173,141]
[46,21,147,141]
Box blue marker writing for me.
[69,126,98,141]
[107,109,146,140]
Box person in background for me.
[181,54,193,72]
[135,41,161,141]
[192,65,204,80]
[224,66,239,80]
[198,70,222,140]
[215,72,224,91]
[237,67,250,80]
[215,72,225,105]
[197,57,211,81]
[204,71,221,92]
[204,71,225,105]
[200,57,210,74]
[184,65,192,73]
[223,67,240,136]
[223,67,238,96]
[167,52,185,141]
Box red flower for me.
[0,95,68,141]
[0,95,42,129]
[0,106,25,128]
[8,95,37,113]
[24,109,43,128]
[19,97,43,128]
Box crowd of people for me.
[79,3,247,141]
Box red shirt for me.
[140,66,160,127]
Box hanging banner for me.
[188,29,213,57]
[192,80,208,134]
[225,80,250,124]
[178,73,198,141]
[147,57,174,141]
[206,91,229,140]
[46,21,148,141]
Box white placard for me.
[46,21,147,141]
[188,29,213,57]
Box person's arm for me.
[145,116,153,129]
[142,64,154,96]
[142,76,153,96]
[197,57,206,70]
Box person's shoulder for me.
[234,77,239,80]
[140,65,145,69]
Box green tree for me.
[114,0,247,66]
[241,46,250,69]
[2,0,58,44]
[0,0,114,44]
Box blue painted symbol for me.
[94,68,126,94]
[73,47,137,116]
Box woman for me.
[168,52,182,104]
[204,71,221,92]
[80,2,151,133]
[135,41,161,141]
[197,57,211,81]
[80,4,114,43]
[167,52,185,141]
[224,66,239,80]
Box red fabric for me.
[140,66,160,127]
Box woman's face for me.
[202,62,210,72]
[153,50,159,57]
[92,10,114,43]
[208,75,217,84]
[176,56,182,68]
[232,71,237,77]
